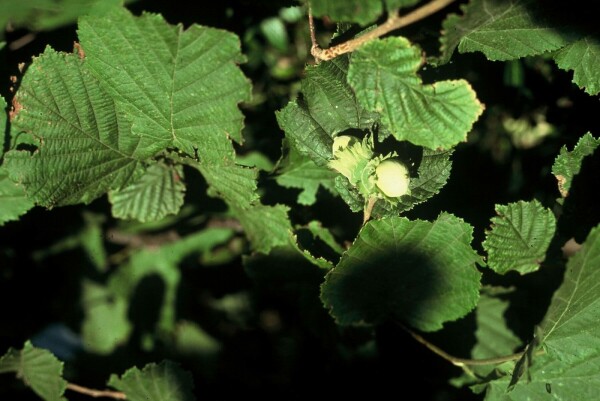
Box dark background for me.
[1,1,598,400]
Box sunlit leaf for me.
[483,200,556,275]
[348,37,483,149]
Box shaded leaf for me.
[108,361,195,401]
[301,56,379,136]
[472,289,522,378]
[306,220,345,255]
[232,204,292,253]
[554,36,600,96]
[309,0,383,26]
[0,166,34,225]
[276,98,333,167]
[275,146,336,205]
[198,162,259,209]
[438,0,574,64]
[276,55,377,167]
[110,163,185,222]
[483,200,556,275]
[539,224,600,363]
[348,37,483,149]
[79,7,251,161]
[482,225,600,398]
[4,48,145,207]
[552,132,600,197]
[483,352,600,400]
[81,280,131,355]
[321,213,481,331]
[385,0,421,9]
[0,341,67,401]
[0,0,129,39]
[103,228,234,345]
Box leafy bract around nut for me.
[328,135,411,205]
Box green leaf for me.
[0,0,129,39]
[385,0,421,9]
[450,288,522,388]
[232,204,292,253]
[0,166,35,225]
[236,151,274,171]
[348,37,484,150]
[539,224,600,363]
[335,148,453,216]
[197,162,259,209]
[0,341,67,401]
[108,361,195,401]
[81,280,132,355]
[275,146,337,205]
[260,17,288,52]
[483,352,600,400]
[4,48,145,207]
[306,220,345,255]
[321,213,481,331]
[309,0,383,26]
[483,200,556,275]
[172,321,221,357]
[473,290,522,361]
[79,7,251,161]
[276,55,376,167]
[110,162,185,222]
[482,225,600,398]
[554,36,600,96]
[80,212,108,272]
[106,228,234,341]
[301,56,379,136]
[438,0,575,64]
[276,97,333,167]
[552,132,600,197]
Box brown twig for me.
[397,322,545,368]
[309,0,457,62]
[66,383,127,399]
[363,197,377,225]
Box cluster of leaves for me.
[1,0,599,400]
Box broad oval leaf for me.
[438,0,575,64]
[78,7,251,162]
[108,361,195,401]
[554,37,600,96]
[321,213,481,331]
[483,200,556,275]
[0,341,67,401]
[110,163,185,222]
[483,352,600,401]
[348,37,484,150]
[4,49,145,207]
[539,224,600,363]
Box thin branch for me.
[363,197,377,225]
[307,2,319,56]
[309,0,456,62]
[397,322,545,368]
[66,383,127,400]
